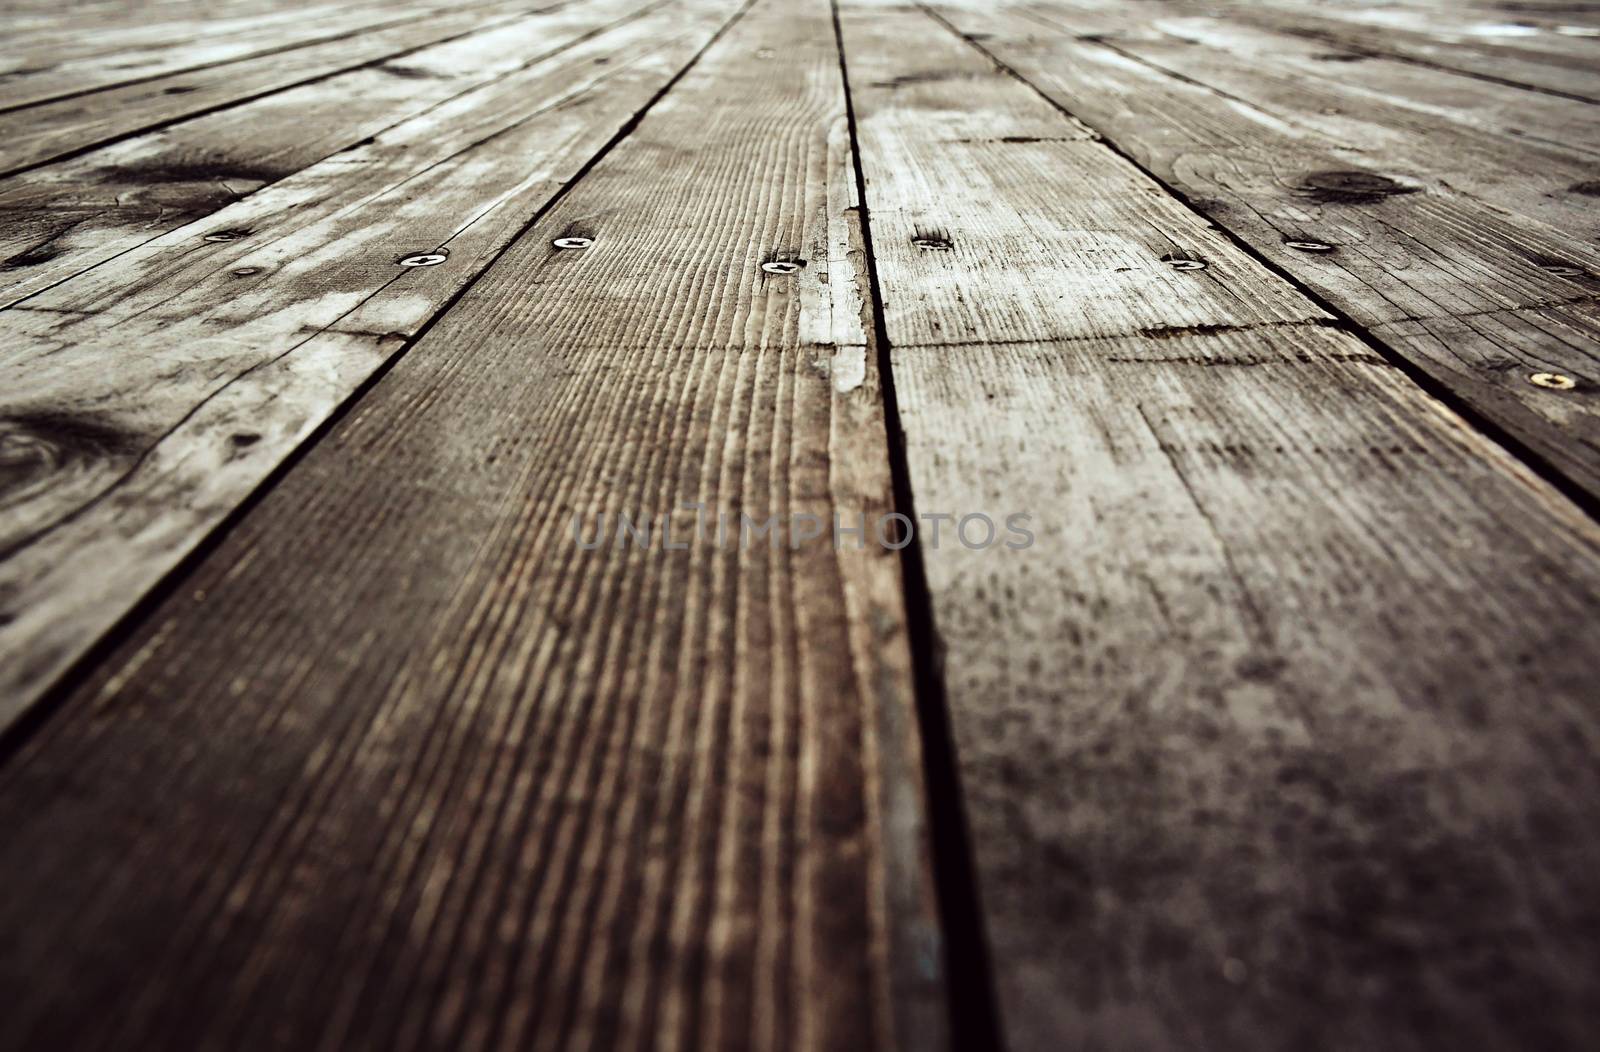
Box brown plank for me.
[0,0,739,727]
[841,3,1600,1049]
[0,1,945,1050]
[929,0,1600,506]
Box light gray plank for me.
[0,0,658,303]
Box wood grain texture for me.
[842,4,1600,1049]
[1016,1,1600,214]
[930,0,1600,503]
[0,0,659,303]
[0,0,741,725]
[0,0,558,177]
[1204,0,1600,103]
[0,0,470,111]
[0,1,944,1050]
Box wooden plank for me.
[0,0,660,304]
[0,0,741,725]
[1015,0,1600,236]
[928,0,1600,506]
[1200,0,1600,103]
[0,1,945,1049]
[0,0,549,176]
[840,4,1600,1049]
[0,0,461,111]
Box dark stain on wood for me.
[378,62,444,80]
[1526,253,1592,279]
[1298,170,1420,204]
[95,157,293,189]
[2,244,60,269]
[0,411,142,500]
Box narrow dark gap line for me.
[0,0,759,766]
[0,0,564,118]
[921,2,1600,525]
[0,0,577,181]
[830,3,1009,1049]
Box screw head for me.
[1539,263,1584,276]
[1285,240,1334,253]
[203,229,247,243]
[761,260,804,275]
[1530,372,1577,390]
[1166,258,1207,271]
[552,236,593,250]
[398,252,448,267]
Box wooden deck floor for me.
[2,0,1599,1048]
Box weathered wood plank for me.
[0,2,944,1049]
[0,0,659,303]
[0,0,741,725]
[929,0,1600,504]
[0,0,467,111]
[0,0,550,176]
[841,4,1600,1049]
[1202,0,1600,101]
[1203,0,1600,103]
[1014,0,1600,234]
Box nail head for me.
[1530,372,1576,390]
[398,252,448,267]
[552,236,593,250]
